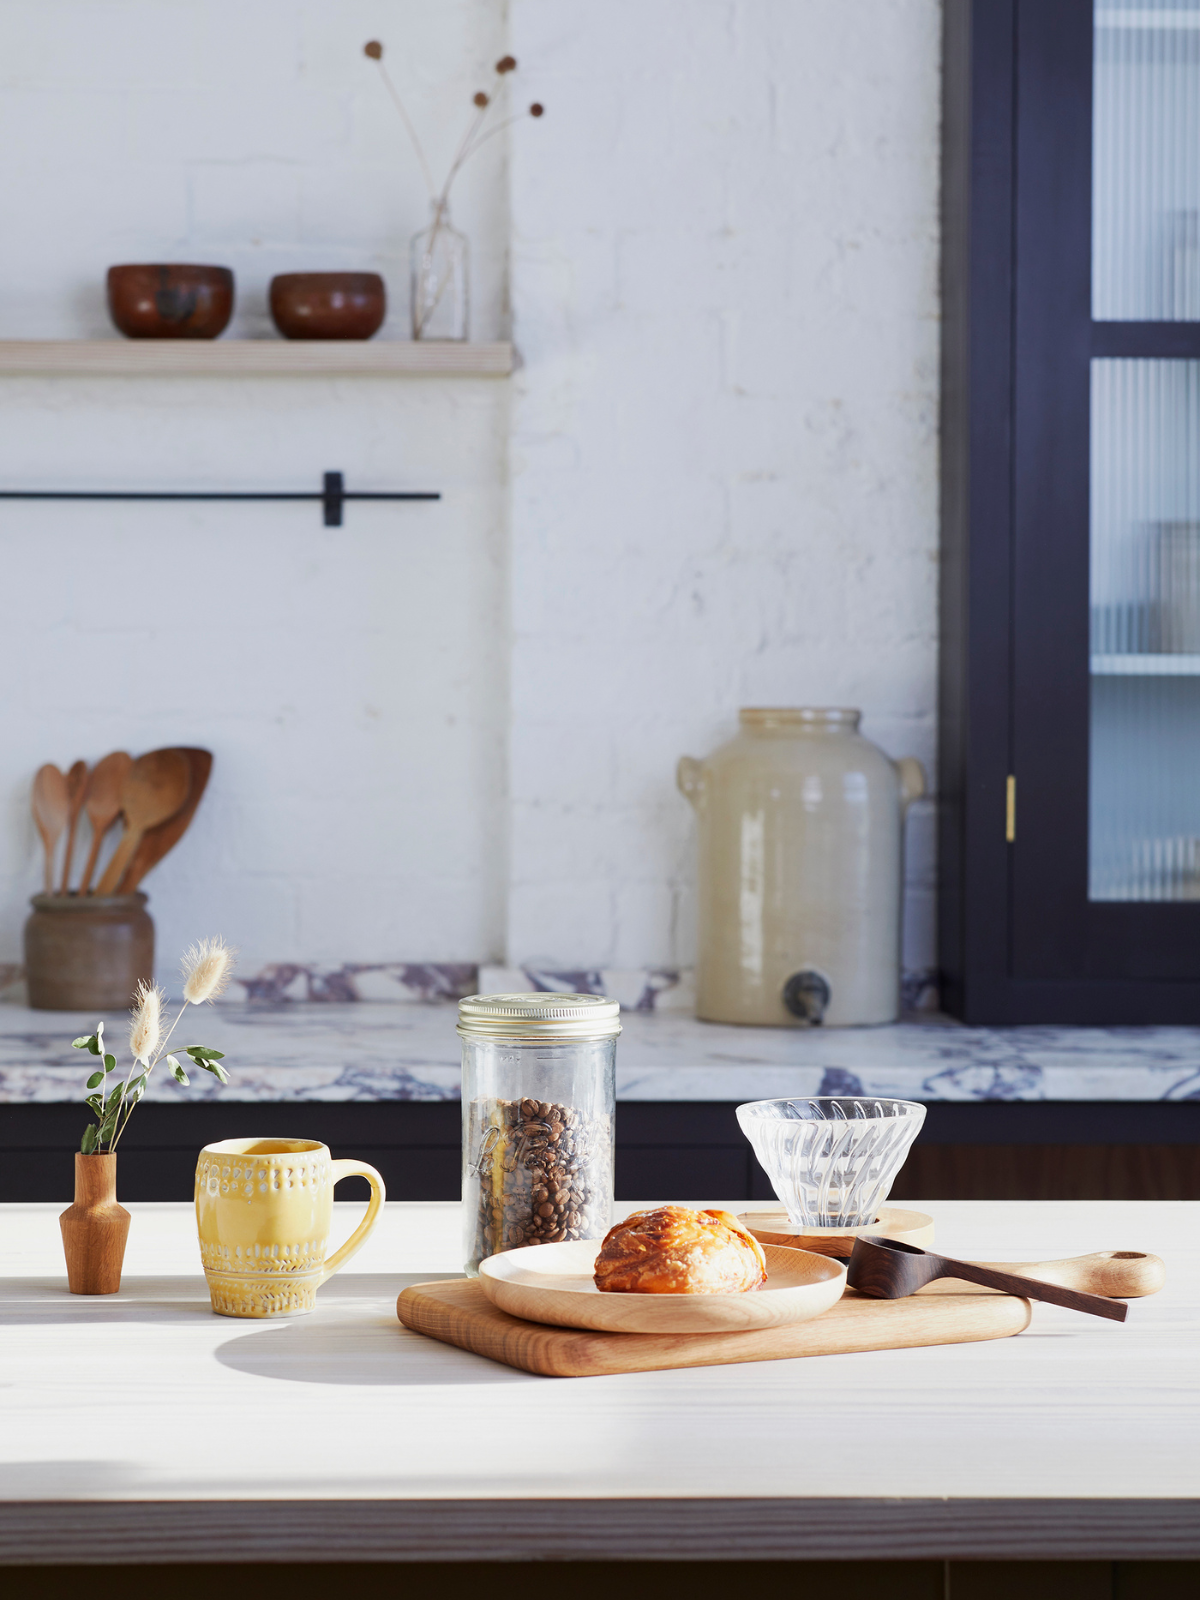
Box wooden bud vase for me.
[60,1154,130,1295]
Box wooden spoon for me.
[95,750,191,896]
[847,1235,1128,1322]
[117,748,211,893]
[58,760,89,893]
[31,764,70,894]
[78,752,133,894]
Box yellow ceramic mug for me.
[195,1137,386,1318]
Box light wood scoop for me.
[58,760,89,893]
[95,749,191,896]
[848,1236,1132,1322]
[914,1248,1165,1300]
[78,752,133,894]
[31,764,69,893]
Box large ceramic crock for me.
[678,708,925,1027]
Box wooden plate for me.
[477,1240,846,1334]
[737,1206,935,1259]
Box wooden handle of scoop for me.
[936,1257,1128,1321]
[919,1250,1165,1299]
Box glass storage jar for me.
[459,993,619,1275]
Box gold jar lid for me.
[456,992,621,1042]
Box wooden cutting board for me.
[396,1277,1032,1378]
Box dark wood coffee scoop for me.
[847,1236,1128,1322]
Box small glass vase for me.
[410,200,469,341]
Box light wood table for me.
[0,1199,1196,1564]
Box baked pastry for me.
[593,1205,767,1294]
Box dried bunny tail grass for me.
[182,937,236,1005]
[129,981,165,1065]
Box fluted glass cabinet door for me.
[1089,360,1200,901]
[1093,0,1200,321]
[1007,0,1200,993]
[941,0,1200,1017]
[1090,4,1200,904]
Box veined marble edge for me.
[0,959,941,1015]
[1,998,1198,1103]
[0,1497,1197,1563]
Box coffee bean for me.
[467,1094,612,1269]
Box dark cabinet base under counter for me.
[2,1099,1198,1205]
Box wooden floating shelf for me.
[0,339,514,378]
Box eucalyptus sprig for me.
[364,43,544,211]
[72,937,236,1154]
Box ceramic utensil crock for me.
[678,707,926,1026]
[195,1138,385,1318]
[24,891,153,1010]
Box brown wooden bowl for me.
[107,264,234,339]
[269,272,386,340]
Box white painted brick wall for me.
[507,0,941,975]
[0,1,512,981]
[0,0,511,339]
[1,0,942,989]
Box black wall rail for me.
[0,471,439,527]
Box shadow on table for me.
[0,1278,213,1325]
[214,1272,533,1387]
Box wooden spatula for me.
[117,747,212,893]
[95,749,191,896]
[848,1236,1128,1322]
[58,760,89,893]
[78,752,133,894]
[31,764,70,893]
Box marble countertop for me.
[1,1001,1199,1103]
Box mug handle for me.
[319,1159,387,1284]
